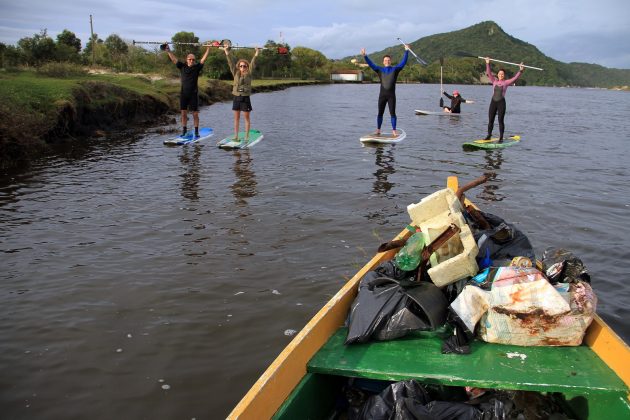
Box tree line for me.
[0,29,340,81]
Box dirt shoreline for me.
[0,78,323,171]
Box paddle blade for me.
[439,56,444,66]
[439,98,444,108]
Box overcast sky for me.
[1,0,629,68]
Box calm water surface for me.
[1,84,629,419]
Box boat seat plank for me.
[308,328,628,395]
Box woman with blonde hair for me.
[223,46,260,143]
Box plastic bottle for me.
[394,231,426,271]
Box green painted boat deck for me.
[272,327,629,419]
[308,328,627,396]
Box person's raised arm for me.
[200,44,211,64]
[223,46,235,75]
[504,62,524,85]
[394,46,409,69]
[250,47,260,72]
[164,43,177,64]
[485,57,496,83]
[361,48,378,71]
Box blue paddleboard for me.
[164,127,213,146]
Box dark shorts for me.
[232,95,252,112]
[180,91,199,112]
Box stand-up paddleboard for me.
[217,130,264,149]
[359,129,406,144]
[463,135,521,150]
[164,127,213,146]
[415,109,460,116]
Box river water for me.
[1,83,629,419]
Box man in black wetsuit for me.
[361,45,410,136]
[165,43,211,138]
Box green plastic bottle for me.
[395,231,425,271]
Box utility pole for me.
[90,14,95,66]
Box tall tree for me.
[291,46,328,79]
[17,29,56,66]
[104,34,129,69]
[55,29,81,62]
[56,29,81,53]
[83,33,104,64]
[171,32,199,59]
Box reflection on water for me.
[179,144,202,201]
[230,149,257,207]
[372,146,396,196]
[479,150,504,202]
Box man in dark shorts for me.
[165,43,211,138]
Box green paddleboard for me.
[217,130,264,149]
[463,135,521,150]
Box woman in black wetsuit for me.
[484,57,524,140]
[442,90,474,114]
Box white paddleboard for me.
[164,127,213,146]
[414,109,460,116]
[359,129,406,144]
[217,130,264,149]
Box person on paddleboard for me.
[223,46,260,143]
[442,90,474,114]
[484,57,524,141]
[361,45,410,136]
[164,43,211,138]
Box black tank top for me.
[492,85,504,102]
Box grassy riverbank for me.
[0,69,323,169]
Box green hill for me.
[349,21,630,88]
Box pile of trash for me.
[346,183,596,350]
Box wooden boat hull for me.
[228,177,630,420]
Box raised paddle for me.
[132,39,288,54]
[396,38,428,65]
[439,56,444,108]
[454,51,543,71]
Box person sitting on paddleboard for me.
[164,43,211,138]
[223,46,260,143]
[361,45,409,136]
[484,57,524,141]
[442,90,474,114]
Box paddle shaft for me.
[396,38,427,65]
[132,40,277,51]
[440,66,443,106]
[481,56,543,71]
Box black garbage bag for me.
[425,401,481,420]
[440,314,472,355]
[352,380,482,420]
[346,263,448,344]
[473,212,535,267]
[541,247,590,284]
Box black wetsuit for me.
[443,92,466,114]
[176,61,204,111]
[364,51,409,130]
